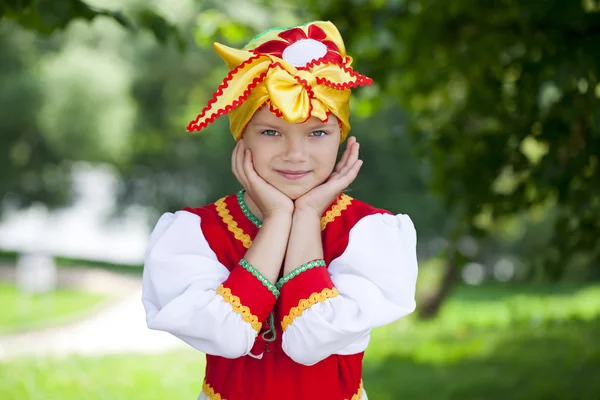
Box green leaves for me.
[0,0,182,49]
[302,0,600,279]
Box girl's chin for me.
[276,184,312,201]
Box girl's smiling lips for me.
[276,170,310,180]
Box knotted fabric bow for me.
[186,21,372,141]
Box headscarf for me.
[187,21,372,141]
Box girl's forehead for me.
[250,106,338,129]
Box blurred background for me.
[1,0,599,399]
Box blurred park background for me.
[1,0,599,399]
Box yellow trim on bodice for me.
[215,194,353,247]
[321,193,353,230]
[215,196,253,248]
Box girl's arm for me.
[277,212,418,366]
[142,209,290,359]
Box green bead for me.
[237,190,262,229]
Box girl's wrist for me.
[262,210,293,225]
[292,207,322,221]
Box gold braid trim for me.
[217,285,262,332]
[215,196,252,248]
[203,381,225,400]
[321,194,353,231]
[215,193,351,247]
[202,378,361,400]
[348,380,364,400]
[281,287,339,331]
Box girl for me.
[142,21,418,400]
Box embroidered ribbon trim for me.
[349,380,364,400]
[239,258,279,298]
[202,381,225,400]
[215,196,252,248]
[281,287,339,331]
[321,194,353,230]
[217,285,262,332]
[237,190,262,229]
[276,259,326,290]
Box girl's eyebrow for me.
[305,123,336,130]
[247,120,285,129]
[248,124,282,130]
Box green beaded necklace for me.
[237,190,262,229]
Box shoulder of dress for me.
[322,195,393,261]
[345,196,392,219]
[182,193,237,220]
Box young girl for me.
[142,21,418,400]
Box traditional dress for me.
[142,191,418,399]
[142,20,419,400]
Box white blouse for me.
[142,210,418,364]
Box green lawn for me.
[0,284,599,399]
[0,282,107,334]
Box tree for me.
[0,0,182,218]
[0,0,181,46]
[0,25,71,215]
[302,0,600,316]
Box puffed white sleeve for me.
[278,213,418,366]
[142,210,277,358]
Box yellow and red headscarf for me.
[187,21,372,141]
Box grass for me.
[0,352,204,400]
[364,284,600,400]
[0,283,599,399]
[0,250,142,276]
[0,282,107,334]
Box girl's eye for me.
[310,130,328,137]
[262,129,280,137]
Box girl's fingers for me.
[236,141,250,188]
[336,136,356,173]
[336,159,363,189]
[337,137,355,170]
[243,149,264,189]
[338,142,360,177]
[231,141,242,182]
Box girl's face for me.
[243,107,341,200]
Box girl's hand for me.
[294,136,363,218]
[232,139,294,220]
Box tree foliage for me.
[0,0,182,47]
[302,0,600,279]
[3,0,599,288]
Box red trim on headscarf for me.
[267,100,284,118]
[300,56,373,89]
[187,54,268,133]
[293,75,315,98]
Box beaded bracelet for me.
[239,259,280,298]
[276,259,326,290]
